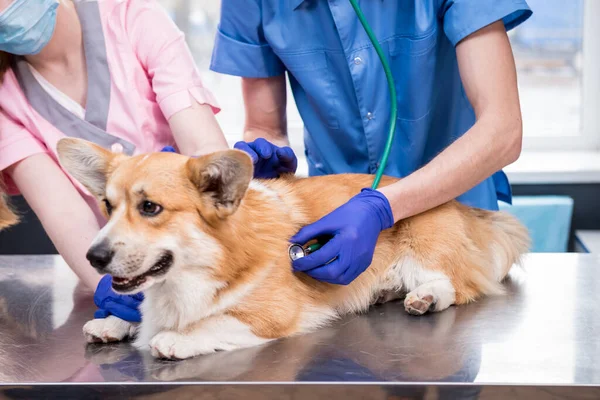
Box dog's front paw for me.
[83,316,136,343]
[149,331,203,360]
[149,331,223,360]
[150,331,195,360]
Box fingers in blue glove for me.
[234,138,298,178]
[275,146,298,173]
[161,146,176,153]
[94,308,111,319]
[291,233,361,285]
[290,222,335,248]
[301,260,359,285]
[233,141,259,164]
[102,299,143,323]
[252,138,275,159]
[94,275,143,308]
[94,275,144,322]
[94,275,113,308]
[299,259,345,284]
[107,291,144,309]
[275,146,295,161]
[292,235,342,272]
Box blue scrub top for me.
[210,0,532,211]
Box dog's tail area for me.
[483,209,530,279]
[0,175,19,231]
[453,207,530,304]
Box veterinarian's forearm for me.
[244,127,289,147]
[242,76,288,146]
[379,114,521,221]
[380,21,522,222]
[169,100,229,156]
[7,155,102,290]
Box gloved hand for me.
[94,275,144,323]
[161,146,176,153]
[234,138,297,179]
[290,188,394,285]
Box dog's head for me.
[57,138,253,294]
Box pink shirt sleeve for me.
[0,109,49,195]
[125,0,220,120]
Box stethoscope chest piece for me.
[288,244,307,261]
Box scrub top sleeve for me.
[209,0,285,78]
[440,0,533,46]
[125,0,220,120]
[0,111,49,195]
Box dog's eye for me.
[139,201,163,217]
[103,199,113,216]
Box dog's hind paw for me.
[403,278,456,316]
[83,316,135,343]
[404,294,435,315]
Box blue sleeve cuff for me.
[443,0,532,46]
[210,29,286,78]
[493,170,513,205]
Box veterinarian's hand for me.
[290,188,394,285]
[94,275,144,323]
[234,138,297,179]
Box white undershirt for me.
[28,63,86,120]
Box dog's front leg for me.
[83,316,138,343]
[149,314,271,360]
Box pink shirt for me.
[0,0,219,209]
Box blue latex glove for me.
[94,275,144,323]
[161,146,176,153]
[233,138,297,179]
[290,188,394,285]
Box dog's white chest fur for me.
[133,267,268,350]
[134,270,223,346]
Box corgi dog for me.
[53,137,529,360]
[0,177,18,231]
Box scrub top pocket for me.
[389,29,439,122]
[281,52,339,130]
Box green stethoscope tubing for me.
[348,0,397,190]
[291,0,397,258]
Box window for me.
[157,0,600,153]
[509,0,600,151]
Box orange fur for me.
[221,175,530,338]
[0,175,19,231]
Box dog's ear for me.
[186,149,253,221]
[56,138,119,198]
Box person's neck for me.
[25,1,84,74]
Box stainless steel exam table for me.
[0,253,599,399]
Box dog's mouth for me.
[112,252,174,292]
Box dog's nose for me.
[86,242,114,271]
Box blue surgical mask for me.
[0,0,59,56]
